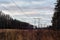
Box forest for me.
[0,11,33,29]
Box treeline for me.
[0,11,33,29]
[47,0,60,30]
[51,0,60,29]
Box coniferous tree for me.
[52,0,60,29]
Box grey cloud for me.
[12,13,52,25]
[17,0,45,2]
[13,13,53,19]
[0,5,54,11]
[0,1,10,4]
[0,0,54,12]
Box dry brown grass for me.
[0,29,59,40]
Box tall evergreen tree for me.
[52,0,60,29]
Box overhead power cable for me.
[0,3,12,14]
[0,5,8,11]
[10,0,29,17]
[0,6,14,15]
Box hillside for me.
[0,11,33,29]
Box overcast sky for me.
[0,0,56,27]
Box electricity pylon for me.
[33,17,41,28]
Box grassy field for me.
[0,29,59,40]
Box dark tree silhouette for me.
[52,0,60,29]
[0,11,33,29]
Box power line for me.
[0,5,14,15]
[10,0,29,17]
[33,17,41,27]
[0,3,12,13]
[10,0,43,27]
[0,1,43,28]
[0,0,29,17]
[0,6,8,11]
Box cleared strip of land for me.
[0,29,59,40]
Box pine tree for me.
[52,0,60,29]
